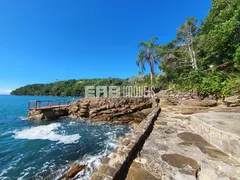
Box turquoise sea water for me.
[0,95,130,179]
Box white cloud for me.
[0,90,12,94]
[5,90,12,93]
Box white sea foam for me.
[20,116,27,120]
[74,131,121,180]
[13,123,80,144]
[73,151,108,180]
[69,121,76,125]
[48,127,121,180]
[1,131,13,136]
[17,167,35,180]
[51,152,104,180]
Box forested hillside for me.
[152,0,240,98]
[11,77,155,96]
[11,78,126,97]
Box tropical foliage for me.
[150,0,240,98]
[136,37,158,85]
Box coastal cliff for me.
[69,97,153,123]
[27,97,153,124]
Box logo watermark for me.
[85,86,156,98]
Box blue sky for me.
[0,0,211,94]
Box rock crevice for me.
[90,108,161,180]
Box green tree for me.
[156,41,192,84]
[152,0,240,98]
[155,17,200,84]
[176,17,199,70]
[200,0,240,67]
[136,37,158,86]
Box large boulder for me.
[65,164,86,179]
[200,100,218,107]
[183,99,217,107]
[27,110,44,120]
[27,108,69,120]
[224,96,240,107]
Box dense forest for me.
[137,0,240,98]
[11,78,126,97]
[12,0,240,98]
[11,77,152,97]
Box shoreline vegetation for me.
[11,78,130,97]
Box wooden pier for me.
[28,99,70,111]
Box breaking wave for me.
[13,123,80,144]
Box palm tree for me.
[136,37,158,86]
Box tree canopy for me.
[199,0,240,68]
[137,37,158,85]
[145,0,240,98]
[11,76,156,97]
[11,78,127,97]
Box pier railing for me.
[28,99,70,111]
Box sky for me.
[0,0,211,94]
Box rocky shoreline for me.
[90,107,161,180]
[27,97,154,124]
[26,97,156,179]
[26,93,240,179]
[86,95,240,180]
[27,91,240,121]
[68,97,153,124]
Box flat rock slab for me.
[127,162,161,180]
[175,105,209,115]
[161,153,198,176]
[192,111,240,136]
[178,132,240,166]
[126,111,240,180]
[191,111,240,162]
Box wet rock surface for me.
[27,110,44,120]
[27,108,69,120]
[65,164,86,179]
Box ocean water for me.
[0,95,130,179]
